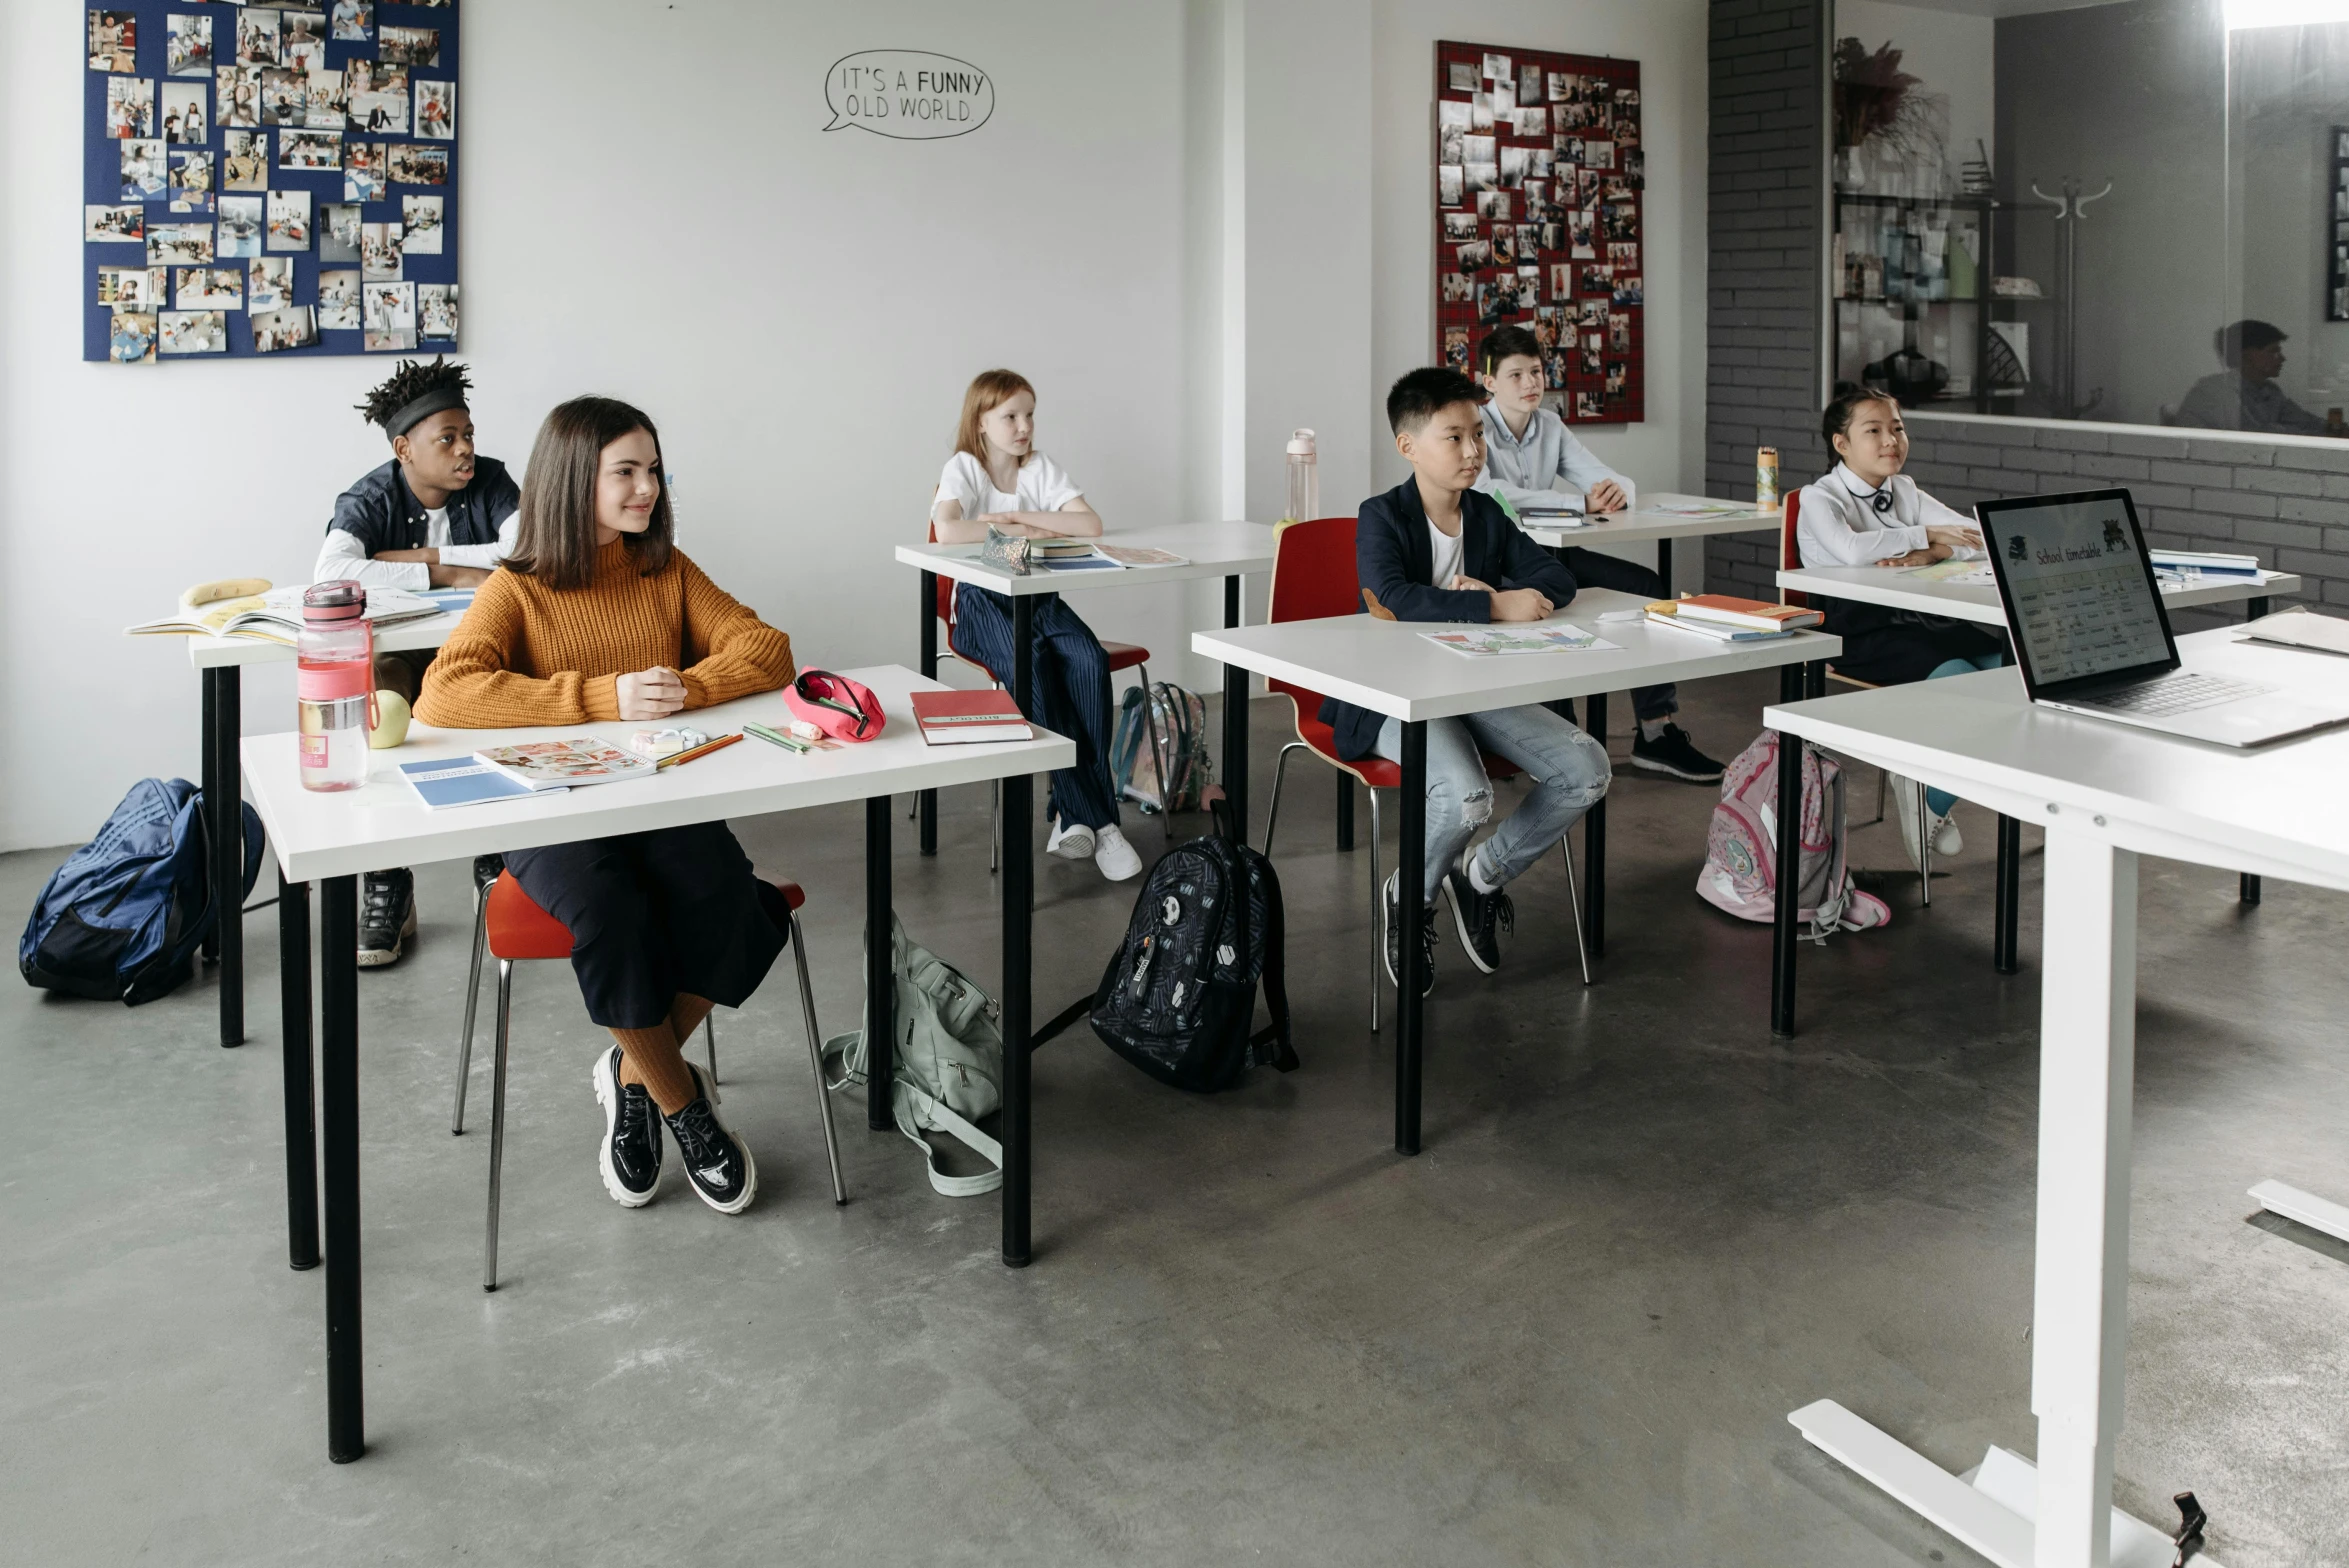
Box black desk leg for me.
[1806,659,1827,700]
[1770,665,1805,1038]
[201,674,220,965]
[209,667,245,1047]
[1396,720,1427,1156]
[864,798,894,1133]
[1001,767,1034,1267]
[1994,815,2021,975]
[2241,873,2262,906]
[1222,575,1248,846]
[319,874,363,1463]
[1656,536,1673,596]
[918,570,938,857]
[1583,691,1607,958]
[2248,596,2270,620]
[280,872,318,1271]
[1335,772,1355,852]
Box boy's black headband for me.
[384,387,468,441]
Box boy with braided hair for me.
[320,356,519,965]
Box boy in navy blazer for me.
[1323,368,1611,994]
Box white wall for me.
[0,0,1706,851]
[1369,0,1712,585]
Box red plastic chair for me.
[1257,518,1589,1032]
[926,525,1171,859]
[451,866,844,1290]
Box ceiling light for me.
[2225,0,2349,29]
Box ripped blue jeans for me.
[1375,704,1613,904]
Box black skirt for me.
[503,822,787,1030]
[1820,596,2007,686]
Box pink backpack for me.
[1695,732,1889,937]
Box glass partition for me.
[1830,0,2349,439]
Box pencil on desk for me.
[656,732,742,769]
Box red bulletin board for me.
[1432,41,1644,425]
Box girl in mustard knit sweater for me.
[419,396,793,1215]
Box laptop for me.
[1978,487,2349,746]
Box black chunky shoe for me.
[357,868,417,968]
[590,1047,663,1207]
[1628,722,1726,783]
[1382,872,1437,997]
[664,1063,757,1215]
[1442,856,1515,976]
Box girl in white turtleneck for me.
[1795,390,2006,868]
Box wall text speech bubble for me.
[823,51,993,139]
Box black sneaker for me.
[472,853,504,893]
[1381,872,1437,997]
[590,1046,662,1207]
[1629,723,1726,783]
[1441,857,1515,976]
[357,868,417,968]
[664,1063,757,1215]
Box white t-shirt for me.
[933,450,1083,519]
[1427,522,1464,589]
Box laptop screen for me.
[1983,491,2175,690]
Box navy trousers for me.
[504,822,786,1030]
[951,583,1122,831]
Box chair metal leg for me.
[1262,742,1305,857]
[1368,787,1384,1035]
[484,959,513,1293]
[1917,779,1932,907]
[1135,664,1172,844]
[701,1016,720,1103]
[1864,766,1887,828]
[1559,833,1593,986]
[790,913,847,1205]
[451,878,490,1135]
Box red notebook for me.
[1650,594,1824,632]
[910,689,1033,745]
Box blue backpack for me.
[20,778,262,1005]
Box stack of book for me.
[2150,549,2260,577]
[1644,594,1823,643]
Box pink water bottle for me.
[298,580,375,792]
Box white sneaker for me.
[1094,825,1142,882]
[1046,817,1096,860]
[1931,809,1962,858]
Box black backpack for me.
[1089,834,1297,1092]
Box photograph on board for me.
[89,11,138,73]
[330,0,373,42]
[388,144,446,186]
[249,256,294,312]
[265,189,311,251]
[401,195,443,254]
[344,141,387,201]
[318,270,361,330]
[254,305,321,353]
[1441,210,1477,242]
[361,221,403,279]
[1441,325,1470,373]
[218,194,263,257]
[160,309,228,356]
[175,266,243,310]
[95,266,156,308]
[378,26,439,67]
[1447,60,1475,93]
[169,149,214,212]
[305,66,347,128]
[217,65,260,128]
[235,9,278,66]
[349,87,408,134]
[1436,166,1461,208]
[106,78,155,139]
[279,129,341,170]
[110,312,157,364]
[321,201,362,262]
[168,14,213,76]
[147,223,213,267]
[418,283,457,340]
[87,204,144,243]
[260,67,306,126]
[120,140,167,201]
[222,130,266,190]
[162,82,207,144]
[415,79,454,139]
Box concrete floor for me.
[4,672,2346,1567]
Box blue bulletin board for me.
[82,0,460,363]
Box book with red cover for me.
[1648,594,1824,632]
[910,688,1033,745]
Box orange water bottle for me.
[297,581,375,791]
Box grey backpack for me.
[823,916,1005,1197]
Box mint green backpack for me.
[823,916,1004,1197]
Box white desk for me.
[1767,627,2349,1568]
[895,520,1277,856]
[1194,587,1840,1152]
[1514,492,1782,584]
[1776,564,2299,625]
[167,612,463,1051]
[241,664,1074,1463]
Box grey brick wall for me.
[1701,0,2340,622]
[1704,0,1828,603]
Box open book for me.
[471,737,655,791]
[127,584,447,644]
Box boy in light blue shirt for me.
[1472,325,1724,783]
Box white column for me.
[2030,828,2138,1568]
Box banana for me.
[180,577,273,610]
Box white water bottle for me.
[297,581,375,792]
[1284,429,1319,524]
